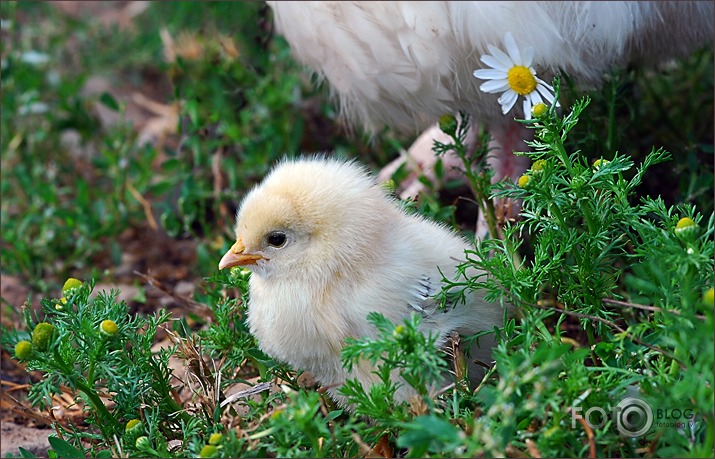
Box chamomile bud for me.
[531,102,548,119]
[100,320,119,337]
[14,340,33,360]
[517,174,530,188]
[199,445,219,458]
[55,297,67,311]
[125,419,143,435]
[393,324,405,338]
[32,322,55,351]
[135,436,151,450]
[675,217,699,243]
[531,159,547,176]
[62,278,83,296]
[208,433,223,445]
[592,158,610,170]
[125,419,144,444]
[438,114,458,136]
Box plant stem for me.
[554,141,574,177]
[53,347,115,439]
[580,199,597,235]
[550,202,566,228]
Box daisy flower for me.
[473,32,557,119]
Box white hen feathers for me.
[268,1,714,132]
[219,157,503,403]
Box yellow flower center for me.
[125,419,142,432]
[14,340,33,360]
[517,174,530,188]
[100,319,119,336]
[208,433,224,445]
[676,217,695,229]
[507,66,537,95]
[532,103,548,118]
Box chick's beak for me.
[218,237,264,269]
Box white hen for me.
[269,1,713,132]
[267,1,714,228]
[219,157,504,404]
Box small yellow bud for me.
[199,445,219,458]
[124,418,144,444]
[703,288,714,307]
[676,217,696,230]
[135,436,151,450]
[100,320,119,337]
[62,278,83,296]
[55,297,67,311]
[32,323,55,351]
[438,114,458,136]
[675,217,699,242]
[517,174,530,188]
[592,158,610,170]
[208,433,223,445]
[531,102,548,119]
[393,324,406,338]
[125,419,143,434]
[531,159,547,175]
[14,340,33,360]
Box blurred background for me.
[1,2,712,454]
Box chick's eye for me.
[266,231,287,248]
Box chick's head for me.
[219,157,393,280]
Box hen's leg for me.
[476,121,532,239]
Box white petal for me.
[536,84,556,104]
[529,90,543,106]
[521,46,535,67]
[486,44,514,69]
[499,90,518,114]
[480,79,510,93]
[498,89,516,106]
[523,98,532,120]
[479,54,510,72]
[473,68,506,80]
[535,77,554,91]
[503,32,522,65]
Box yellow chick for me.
[219,157,505,404]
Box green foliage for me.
[560,50,714,215]
[442,81,714,456]
[433,113,498,238]
[341,313,449,414]
[1,279,183,457]
[158,29,309,238]
[1,2,164,289]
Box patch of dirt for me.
[0,422,52,458]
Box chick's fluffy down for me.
[225,156,505,404]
